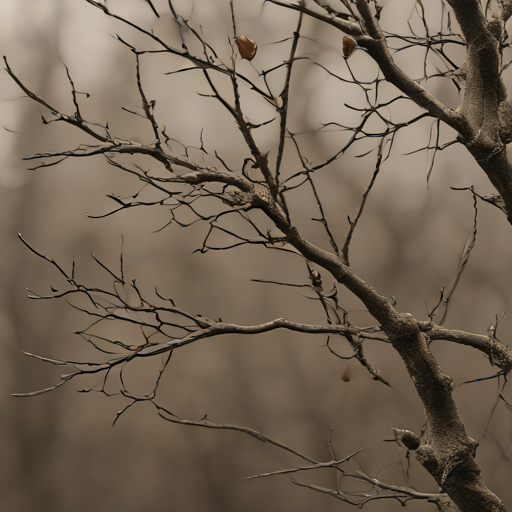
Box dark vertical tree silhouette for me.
[5,0,512,510]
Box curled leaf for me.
[235,36,257,61]
[341,364,351,382]
[342,35,357,59]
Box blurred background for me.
[0,0,511,510]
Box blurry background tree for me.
[1,0,512,510]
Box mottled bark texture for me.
[447,0,512,224]
[394,325,506,512]
[258,175,508,511]
[367,2,510,507]
[8,0,512,509]
[351,2,510,509]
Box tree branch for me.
[422,323,512,373]
[266,0,462,131]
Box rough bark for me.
[8,1,512,509]
[447,0,512,224]
[254,192,507,512]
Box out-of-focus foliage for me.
[0,0,511,510]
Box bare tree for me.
[5,0,512,510]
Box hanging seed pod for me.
[341,364,351,382]
[235,36,257,61]
[342,35,357,59]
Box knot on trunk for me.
[416,444,440,475]
[392,428,421,451]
